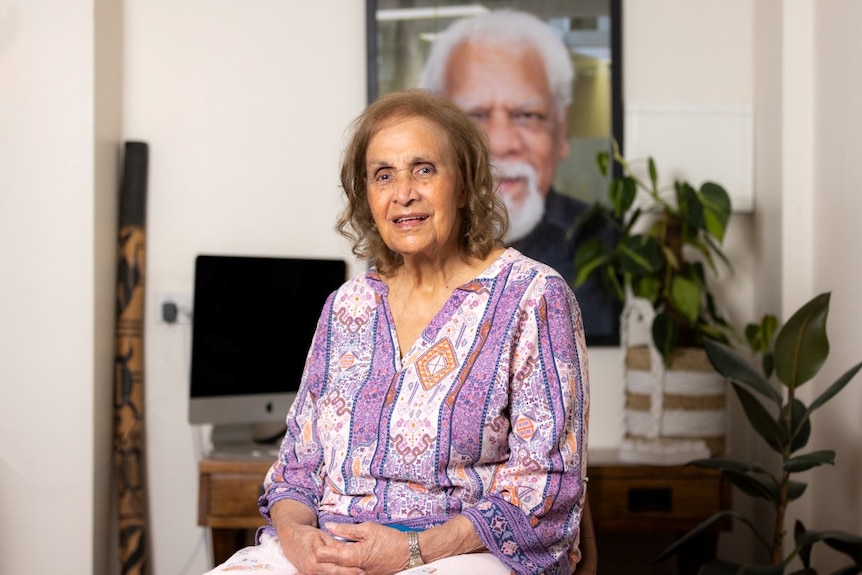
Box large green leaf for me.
[731,384,784,453]
[693,461,783,509]
[824,535,862,568]
[784,450,836,473]
[676,181,705,232]
[705,339,782,404]
[620,235,663,276]
[573,237,610,288]
[623,206,643,234]
[724,468,779,502]
[700,181,732,242]
[602,265,625,303]
[808,361,862,413]
[797,530,862,566]
[782,398,812,453]
[610,175,638,218]
[795,519,813,570]
[669,275,702,326]
[690,458,771,475]
[775,293,830,389]
[788,479,808,501]
[633,275,661,304]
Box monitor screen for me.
[189,254,346,450]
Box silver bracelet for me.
[407,531,424,567]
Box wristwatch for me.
[407,531,424,567]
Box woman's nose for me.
[392,173,418,204]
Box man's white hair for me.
[418,9,574,119]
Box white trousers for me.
[203,532,513,575]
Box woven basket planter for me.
[618,297,728,465]
[623,345,727,458]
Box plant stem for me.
[771,384,796,564]
[772,469,789,564]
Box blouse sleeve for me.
[257,293,336,526]
[462,276,590,575]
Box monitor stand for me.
[209,422,286,457]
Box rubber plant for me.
[573,143,734,364]
[655,292,862,574]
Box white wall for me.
[4,0,862,573]
[0,0,120,574]
[747,1,862,570]
[808,0,862,570]
[123,1,367,573]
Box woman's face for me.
[365,115,465,263]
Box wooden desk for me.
[587,449,732,573]
[198,449,731,569]
[197,455,272,563]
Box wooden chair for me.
[573,494,597,575]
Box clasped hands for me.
[277,521,411,575]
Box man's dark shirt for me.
[510,189,620,345]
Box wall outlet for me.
[157,292,193,325]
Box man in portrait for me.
[419,9,620,344]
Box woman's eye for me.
[373,171,392,184]
[414,165,435,178]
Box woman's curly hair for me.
[336,89,508,273]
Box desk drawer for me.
[199,472,265,528]
[589,471,727,532]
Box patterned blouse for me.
[257,248,589,575]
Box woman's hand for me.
[271,499,365,575]
[316,514,486,575]
[278,523,366,575]
[315,523,409,575]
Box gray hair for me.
[418,9,574,119]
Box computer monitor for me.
[188,254,346,452]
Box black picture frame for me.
[365,0,624,346]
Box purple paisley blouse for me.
[258,248,589,575]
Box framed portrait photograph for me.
[366,0,624,346]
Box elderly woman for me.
[205,89,589,575]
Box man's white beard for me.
[494,161,545,244]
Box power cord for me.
[175,320,214,574]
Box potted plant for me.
[655,292,862,574]
[573,144,736,462]
[575,143,735,362]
